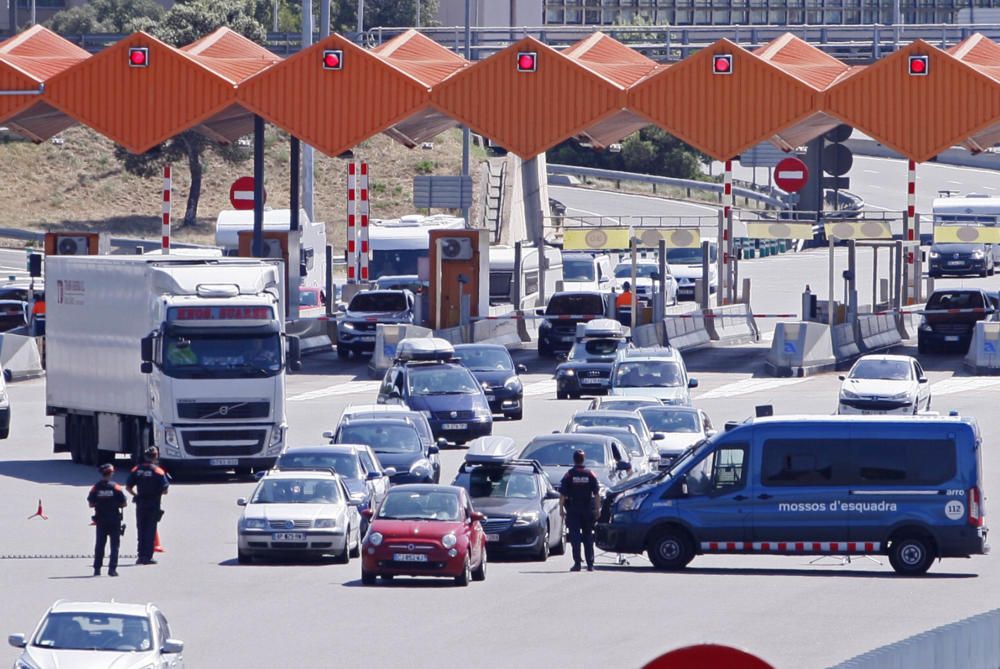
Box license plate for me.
[559,336,574,342]
[486,533,500,542]
[861,410,880,415]
[209,458,238,467]
[393,553,428,562]
[272,532,305,541]
[360,335,375,342]
[945,336,960,342]
[581,378,605,385]
[443,423,467,430]
[485,394,495,402]
[947,261,965,266]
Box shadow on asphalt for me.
[683,344,772,376]
[585,564,978,579]
[292,351,372,379]
[0,459,97,486]
[341,577,458,588]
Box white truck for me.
[45,256,300,473]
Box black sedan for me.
[454,344,526,420]
[452,458,565,560]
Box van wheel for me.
[889,535,935,575]
[647,527,694,570]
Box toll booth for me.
[237,229,300,320]
[428,229,489,330]
[43,232,110,256]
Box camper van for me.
[488,245,563,309]
[368,214,466,278]
[931,194,1000,263]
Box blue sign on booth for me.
[783,342,797,354]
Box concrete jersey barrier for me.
[703,304,758,345]
[0,333,44,381]
[857,314,903,353]
[764,321,836,377]
[831,322,861,363]
[964,321,1000,375]
[663,312,712,352]
[368,324,433,378]
[631,321,665,348]
[471,318,523,350]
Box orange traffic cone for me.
[153,532,164,553]
[28,499,48,520]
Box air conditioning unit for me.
[439,236,474,261]
[55,235,91,255]
[261,238,284,258]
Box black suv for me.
[336,289,415,359]
[918,288,996,353]
[537,291,614,357]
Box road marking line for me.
[930,377,1000,397]
[289,380,381,401]
[696,377,811,400]
[522,380,557,397]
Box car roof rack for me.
[458,458,544,475]
[268,465,339,476]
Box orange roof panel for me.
[563,32,657,87]
[431,36,627,158]
[754,33,850,90]
[0,26,88,140]
[826,40,1000,162]
[181,27,281,84]
[45,32,237,153]
[629,39,822,160]
[947,34,1000,151]
[238,33,429,157]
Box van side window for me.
[851,439,956,485]
[686,444,748,495]
[524,271,539,296]
[762,439,844,486]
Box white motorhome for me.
[368,214,465,278]
[932,194,1000,259]
[45,256,299,473]
[488,245,563,308]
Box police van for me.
[597,413,988,575]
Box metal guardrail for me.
[0,227,217,253]
[55,23,1000,61]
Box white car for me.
[638,406,714,467]
[237,469,362,564]
[611,260,678,305]
[608,347,698,406]
[837,354,931,415]
[9,600,184,669]
[587,395,663,412]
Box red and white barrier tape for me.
[701,541,881,553]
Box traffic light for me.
[712,54,733,75]
[908,55,929,76]
[322,50,343,70]
[516,52,537,73]
[128,47,149,68]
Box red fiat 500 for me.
[361,485,487,586]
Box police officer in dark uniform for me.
[126,447,170,565]
[559,449,601,572]
[88,463,126,577]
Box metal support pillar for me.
[828,234,835,326]
[893,240,904,314]
[252,115,266,258]
[847,240,857,325]
[513,241,523,309]
[461,0,472,226]
[872,246,879,312]
[657,239,667,321]
[630,237,638,327]
[716,210,725,307]
[325,245,333,317]
[700,241,711,311]
[290,137,300,232]
[302,0,315,222]
[320,0,330,38]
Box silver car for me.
[9,600,184,669]
[237,470,362,564]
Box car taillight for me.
[969,487,984,527]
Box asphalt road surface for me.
[3,318,1000,669]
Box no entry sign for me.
[229,176,266,210]
[773,156,809,193]
[643,644,774,669]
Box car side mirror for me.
[437,437,448,448]
[687,378,699,388]
[140,361,153,374]
[322,430,334,440]
[347,498,362,507]
[516,364,527,374]
[237,497,248,506]
[544,490,561,501]
[653,432,666,441]
[383,467,397,477]
[253,471,266,481]
[388,388,402,399]
[366,471,381,480]
[429,444,440,455]
[161,639,184,655]
[706,429,718,438]
[361,508,374,519]
[838,375,846,381]
[470,511,486,522]
[616,460,632,471]
[535,307,545,316]
[919,377,928,384]
[8,634,26,649]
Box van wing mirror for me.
[286,335,302,372]
[140,333,155,363]
[161,639,184,655]
[687,378,699,388]
[918,376,928,384]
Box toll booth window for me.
[762,439,845,486]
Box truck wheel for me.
[647,527,694,570]
[82,416,98,467]
[889,534,935,575]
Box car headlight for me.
[442,533,457,548]
[617,492,648,512]
[929,251,940,259]
[410,458,433,479]
[475,406,492,419]
[919,317,931,331]
[242,518,267,530]
[269,426,285,447]
[972,250,985,259]
[840,388,860,400]
[314,518,337,529]
[368,531,383,546]
[340,321,356,331]
[560,368,575,377]
[514,511,539,526]
[15,658,41,669]
[887,391,913,400]
[164,427,178,447]
[504,376,522,391]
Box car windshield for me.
[251,477,343,504]
[299,290,319,307]
[614,264,658,278]
[573,415,641,434]
[926,291,986,310]
[667,247,716,264]
[369,250,423,278]
[162,333,281,379]
[276,452,360,479]
[639,408,701,433]
[33,612,152,652]
[521,440,608,467]
[850,359,912,380]
[408,366,480,395]
[455,347,513,372]
[613,361,683,388]
[563,258,596,282]
[582,430,642,456]
[349,292,406,312]
[465,469,539,499]
[338,424,422,454]
[546,294,604,316]
[378,490,462,521]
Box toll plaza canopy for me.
[9,27,1000,164]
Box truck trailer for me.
[45,256,299,473]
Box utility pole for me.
[462,0,471,226]
[302,0,315,222]
[357,0,364,34]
